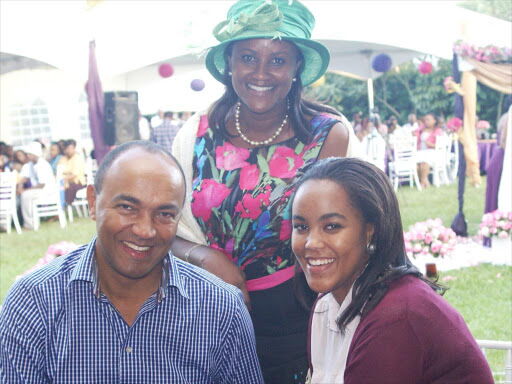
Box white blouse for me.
[309,287,360,384]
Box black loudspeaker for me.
[104,91,140,145]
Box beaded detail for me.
[235,101,288,146]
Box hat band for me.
[213,2,284,42]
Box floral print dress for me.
[191,113,339,284]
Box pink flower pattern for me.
[192,179,231,222]
[190,113,336,277]
[268,146,304,178]
[215,142,250,171]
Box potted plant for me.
[479,210,512,257]
[404,218,457,278]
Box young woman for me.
[291,157,493,384]
[170,1,360,382]
[416,113,444,188]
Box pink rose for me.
[192,179,231,221]
[239,164,260,190]
[498,231,509,239]
[424,234,433,244]
[279,220,292,241]
[235,194,263,220]
[216,142,250,171]
[269,146,304,178]
[235,191,271,220]
[197,115,209,137]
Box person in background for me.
[48,142,63,175]
[351,112,363,135]
[386,115,400,136]
[58,139,86,205]
[138,113,151,140]
[415,113,444,188]
[14,148,34,193]
[0,141,263,383]
[150,109,164,129]
[395,113,419,136]
[171,1,360,382]
[150,111,181,153]
[0,142,14,172]
[19,141,56,230]
[291,157,493,384]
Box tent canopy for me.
[2,0,510,79]
[1,1,510,112]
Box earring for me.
[366,243,376,255]
[292,77,297,82]
[228,71,232,76]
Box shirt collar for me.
[69,236,190,301]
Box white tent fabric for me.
[1,0,511,112]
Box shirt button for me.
[125,346,133,353]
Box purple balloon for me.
[191,79,205,91]
[372,54,392,73]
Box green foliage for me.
[459,0,512,22]
[305,59,503,128]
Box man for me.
[19,141,57,229]
[150,111,181,153]
[395,113,419,136]
[0,141,263,383]
[58,139,86,205]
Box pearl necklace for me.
[235,101,288,146]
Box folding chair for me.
[389,135,422,191]
[33,181,67,231]
[0,171,22,234]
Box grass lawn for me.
[0,176,510,377]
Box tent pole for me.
[367,78,374,115]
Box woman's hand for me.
[171,237,251,308]
[196,247,251,309]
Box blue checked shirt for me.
[0,239,263,383]
[150,120,181,153]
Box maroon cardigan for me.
[309,275,494,384]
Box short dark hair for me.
[163,111,173,119]
[292,157,443,331]
[65,139,77,148]
[94,141,186,202]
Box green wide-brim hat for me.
[205,0,330,87]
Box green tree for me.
[305,59,503,130]
[458,0,512,22]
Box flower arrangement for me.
[453,40,512,64]
[478,210,512,239]
[404,218,457,259]
[446,117,463,133]
[476,120,490,130]
[15,241,78,281]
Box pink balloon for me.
[158,63,174,78]
[418,61,433,75]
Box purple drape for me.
[85,40,109,164]
[450,54,468,237]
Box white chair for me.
[389,135,422,191]
[431,134,450,187]
[446,134,459,183]
[67,159,96,222]
[32,181,67,231]
[0,171,22,234]
[362,131,387,172]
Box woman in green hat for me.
[171,1,360,382]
